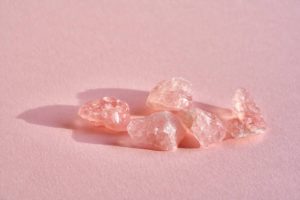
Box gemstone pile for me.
[78,78,266,151]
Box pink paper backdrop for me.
[1,0,300,199]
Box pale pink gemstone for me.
[146,77,192,111]
[127,111,186,151]
[226,118,248,138]
[230,88,266,138]
[78,97,130,131]
[177,108,226,148]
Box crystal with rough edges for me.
[177,108,226,148]
[146,77,192,111]
[127,111,186,151]
[78,97,130,131]
[229,88,266,138]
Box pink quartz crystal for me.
[146,77,192,111]
[127,111,186,151]
[229,88,266,138]
[177,108,226,148]
[78,97,130,131]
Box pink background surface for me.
[1,1,300,199]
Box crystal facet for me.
[78,97,130,131]
[146,77,192,111]
[229,88,266,138]
[127,111,186,151]
[177,108,226,147]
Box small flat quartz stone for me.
[127,111,186,151]
[177,108,226,148]
[146,77,192,111]
[78,97,130,131]
[229,88,266,138]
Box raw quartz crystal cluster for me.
[146,77,192,111]
[176,108,227,147]
[228,88,267,138]
[127,111,186,151]
[78,77,266,151]
[78,97,130,131]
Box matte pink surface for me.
[1,1,300,199]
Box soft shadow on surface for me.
[18,88,149,148]
[18,105,78,129]
[17,104,135,147]
[18,88,259,150]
